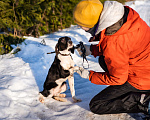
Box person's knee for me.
[89,102,97,114]
[89,100,103,114]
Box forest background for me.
[0,0,132,54]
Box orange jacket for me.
[89,7,150,90]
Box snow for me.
[0,1,150,120]
[126,0,150,26]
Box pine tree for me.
[0,0,82,36]
[100,0,126,4]
[47,0,81,32]
[0,0,15,33]
[37,0,54,35]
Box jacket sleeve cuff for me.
[89,70,95,81]
[91,45,102,57]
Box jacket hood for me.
[95,1,124,35]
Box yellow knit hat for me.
[73,0,103,28]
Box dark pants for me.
[89,56,150,115]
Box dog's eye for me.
[68,40,72,44]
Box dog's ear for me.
[58,37,66,45]
[55,43,59,55]
[58,37,67,51]
[60,37,66,44]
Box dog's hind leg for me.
[59,94,66,98]
[53,82,67,98]
[53,96,67,102]
[52,82,68,102]
[39,89,53,103]
[59,82,67,98]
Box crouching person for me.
[73,0,150,116]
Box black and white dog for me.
[39,36,81,103]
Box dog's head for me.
[55,36,74,54]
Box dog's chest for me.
[58,55,74,70]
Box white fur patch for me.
[58,54,74,70]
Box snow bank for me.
[126,0,150,26]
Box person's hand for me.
[77,44,91,56]
[75,67,90,79]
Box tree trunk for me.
[13,1,18,36]
[14,28,17,36]
[60,3,63,30]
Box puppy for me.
[39,36,81,103]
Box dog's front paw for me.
[72,96,82,103]
[73,66,80,72]
[69,67,74,75]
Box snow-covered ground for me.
[0,0,150,120]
